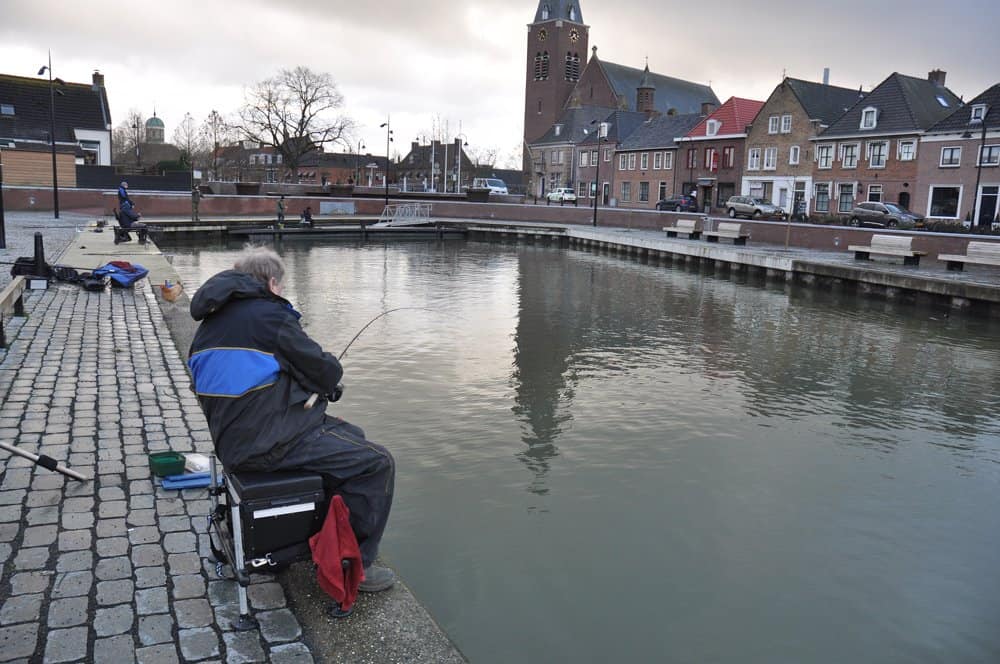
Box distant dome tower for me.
[146,113,165,144]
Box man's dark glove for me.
[330,383,344,403]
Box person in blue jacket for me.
[187,246,396,592]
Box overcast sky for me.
[3,0,998,167]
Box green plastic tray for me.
[149,451,186,477]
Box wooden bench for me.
[663,218,701,240]
[0,276,27,349]
[703,222,750,245]
[937,241,1000,272]
[848,234,926,266]
[112,209,149,244]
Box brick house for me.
[575,109,646,206]
[675,97,764,213]
[915,83,1000,226]
[0,71,111,187]
[743,77,863,217]
[810,71,961,218]
[529,104,616,198]
[609,111,703,209]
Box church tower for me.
[523,1,589,147]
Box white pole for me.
[444,141,449,193]
[430,140,436,192]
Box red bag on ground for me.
[309,495,363,610]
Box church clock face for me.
[538,28,548,41]
[569,28,580,43]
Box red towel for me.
[309,495,363,610]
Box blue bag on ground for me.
[92,261,149,288]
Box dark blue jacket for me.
[117,184,133,207]
[188,271,343,469]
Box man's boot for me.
[359,564,396,592]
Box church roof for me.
[533,1,584,24]
[146,115,165,129]
[533,105,616,146]
[598,60,718,115]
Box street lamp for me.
[38,53,64,219]
[0,152,6,248]
[132,119,141,168]
[962,105,991,229]
[354,139,366,185]
[589,120,608,227]
[379,119,393,211]
[455,133,469,193]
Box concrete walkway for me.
[0,214,466,663]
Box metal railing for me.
[374,202,433,227]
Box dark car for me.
[656,195,698,212]
[848,202,925,228]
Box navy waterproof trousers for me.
[239,416,394,568]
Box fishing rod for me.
[304,306,433,409]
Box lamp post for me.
[354,139,366,185]
[455,133,469,193]
[132,119,141,168]
[38,53,63,219]
[962,106,990,229]
[590,120,607,227]
[379,118,393,211]
[0,152,6,249]
[208,109,222,181]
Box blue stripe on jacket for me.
[188,348,280,397]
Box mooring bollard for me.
[33,232,49,278]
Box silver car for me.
[726,196,786,220]
[848,202,924,228]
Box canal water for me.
[165,237,1000,664]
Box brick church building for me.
[523,0,719,198]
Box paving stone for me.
[43,625,88,663]
[174,598,213,629]
[51,570,93,598]
[138,614,174,646]
[94,634,138,664]
[61,511,94,530]
[24,489,61,507]
[47,596,89,628]
[136,586,169,615]
[128,509,157,527]
[56,550,93,573]
[132,544,165,567]
[96,517,127,538]
[258,609,302,644]
[136,643,180,664]
[96,555,132,581]
[95,603,134,637]
[10,571,52,595]
[135,565,168,589]
[0,523,19,542]
[57,529,92,552]
[98,578,135,606]
[0,490,26,505]
[20,525,57,548]
[222,631,266,663]
[130,494,155,510]
[155,499,186,516]
[158,516,191,532]
[167,552,202,575]
[13,547,50,570]
[100,500,128,518]
[172,573,206,600]
[163,531,197,554]
[208,580,239,607]
[129,526,161,545]
[98,487,126,502]
[0,594,43,626]
[24,506,57,526]
[269,642,314,664]
[178,627,220,661]
[246,582,286,610]
[0,542,11,565]
[0,505,24,523]
[97,536,130,558]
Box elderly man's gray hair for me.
[234,245,285,287]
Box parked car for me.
[656,195,698,212]
[726,196,786,220]
[848,202,924,228]
[547,187,577,204]
[472,178,509,195]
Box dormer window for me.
[860,107,878,130]
[554,124,562,137]
[0,104,14,116]
[971,104,988,122]
[541,4,550,20]
[706,119,720,137]
[568,5,576,20]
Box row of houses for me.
[534,69,999,225]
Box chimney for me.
[92,70,105,89]
[701,102,717,116]
[928,69,947,87]
[411,141,419,152]
[823,68,830,86]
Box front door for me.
[977,186,999,226]
[701,186,713,212]
[602,182,610,206]
[898,191,911,210]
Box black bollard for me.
[33,232,50,278]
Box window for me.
[664,152,673,169]
[841,143,858,169]
[619,154,627,171]
[789,145,800,165]
[590,150,598,165]
[541,52,550,79]
[0,104,13,116]
[723,146,735,169]
[603,148,611,162]
[590,181,597,197]
[653,152,663,169]
[781,114,792,134]
[940,146,961,167]
[860,107,878,130]
[706,119,720,136]
[868,184,883,203]
[621,181,632,202]
[868,141,888,168]
[929,186,961,218]
[639,181,650,202]
[537,99,542,114]
[897,140,916,161]
[763,147,777,170]
[534,52,550,81]
[747,148,761,170]
[658,181,667,201]
[550,150,560,165]
[578,181,588,197]
[838,183,855,213]
[554,124,562,137]
[640,153,648,170]
[541,4,550,19]
[565,52,581,81]
[705,148,718,171]
[815,183,830,213]
[628,154,637,170]
[686,149,696,169]
[768,116,779,134]
[817,144,833,169]
[978,145,1000,166]
[579,151,589,168]
[971,104,987,122]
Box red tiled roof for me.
[684,96,765,138]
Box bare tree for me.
[173,112,205,170]
[112,109,145,166]
[502,142,523,170]
[234,66,353,182]
[467,145,498,169]
[200,110,231,180]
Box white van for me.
[472,178,508,195]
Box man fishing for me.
[187,245,396,592]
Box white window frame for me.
[747,148,761,170]
[763,147,777,171]
[926,184,963,219]
[604,147,612,162]
[814,182,831,213]
[868,184,883,203]
[723,146,735,169]
[628,153,637,170]
[591,150,598,165]
[977,144,1000,167]
[867,140,888,169]
[579,151,589,168]
[621,181,632,202]
[837,182,857,213]
[664,152,674,170]
[971,104,987,122]
[619,154,627,171]
[639,181,650,203]
[939,146,962,168]
[817,144,834,169]
[640,153,649,170]
[897,139,916,161]
[578,181,588,198]
[706,119,720,137]
[767,116,779,134]
[860,107,878,130]
[653,152,663,170]
[780,114,792,134]
[840,143,859,169]
[789,145,800,165]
